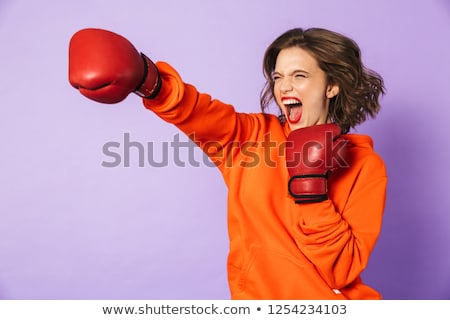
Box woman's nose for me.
[279,77,293,92]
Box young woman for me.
[69,27,387,299]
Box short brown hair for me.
[261,28,385,133]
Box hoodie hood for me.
[342,133,374,150]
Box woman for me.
[69,27,387,299]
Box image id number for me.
[268,304,347,315]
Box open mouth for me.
[282,98,302,124]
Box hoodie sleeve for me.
[142,61,269,171]
[292,152,387,289]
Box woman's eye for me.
[294,73,306,78]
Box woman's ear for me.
[326,84,339,98]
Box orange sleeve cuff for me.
[295,200,343,235]
[141,61,185,116]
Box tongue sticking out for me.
[288,105,302,124]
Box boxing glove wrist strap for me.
[134,53,162,99]
[288,174,328,203]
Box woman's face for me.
[273,46,339,131]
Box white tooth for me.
[283,99,300,105]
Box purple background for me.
[1,0,449,299]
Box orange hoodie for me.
[143,62,387,300]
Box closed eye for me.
[294,72,307,78]
[271,73,281,81]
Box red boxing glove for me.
[68,28,161,104]
[286,123,348,204]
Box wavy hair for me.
[261,28,385,133]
